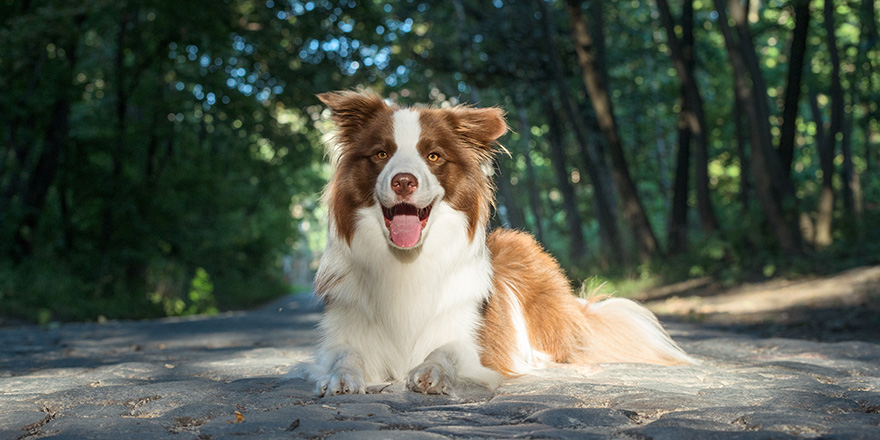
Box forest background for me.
[1,0,878,324]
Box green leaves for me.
[149,267,217,317]
[0,0,388,322]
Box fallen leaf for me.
[286,419,300,431]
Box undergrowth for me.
[568,209,880,299]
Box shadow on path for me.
[644,265,880,343]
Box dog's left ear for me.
[447,107,509,149]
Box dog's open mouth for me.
[382,203,433,248]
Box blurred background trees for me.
[2,0,878,323]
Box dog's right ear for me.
[318,90,390,141]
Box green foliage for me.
[576,273,658,300]
[149,267,217,317]
[0,256,154,322]
[0,0,399,323]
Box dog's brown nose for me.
[391,173,418,197]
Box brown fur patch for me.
[479,229,590,375]
[318,91,396,244]
[417,107,506,241]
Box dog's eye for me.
[427,153,440,162]
[376,151,388,160]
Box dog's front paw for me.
[317,368,366,397]
[407,362,453,394]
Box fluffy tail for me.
[575,296,695,366]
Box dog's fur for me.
[310,90,691,396]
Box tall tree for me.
[778,0,811,175]
[856,0,879,175]
[565,0,660,261]
[812,0,844,247]
[534,0,623,264]
[842,0,878,222]
[656,0,718,252]
[713,0,803,254]
[10,9,83,258]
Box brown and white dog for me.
[310,90,691,396]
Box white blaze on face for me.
[393,109,421,154]
[375,109,445,249]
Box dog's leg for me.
[407,341,502,394]
[313,345,367,396]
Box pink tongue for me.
[389,205,422,248]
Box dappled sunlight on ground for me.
[644,266,880,342]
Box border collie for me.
[310,90,691,396]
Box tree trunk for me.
[11,17,81,258]
[841,105,858,217]
[100,11,132,252]
[844,0,877,225]
[58,171,74,252]
[713,0,803,254]
[668,118,691,255]
[656,0,719,236]
[535,0,622,264]
[1,50,47,228]
[541,96,588,262]
[812,0,844,248]
[809,92,834,247]
[734,95,750,213]
[778,0,811,175]
[858,0,879,176]
[642,54,672,196]
[14,98,71,257]
[565,0,660,261]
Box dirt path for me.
[641,265,880,342]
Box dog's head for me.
[319,90,507,250]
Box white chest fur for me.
[315,201,492,382]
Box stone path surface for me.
[2,293,879,439]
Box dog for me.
[309,90,692,396]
